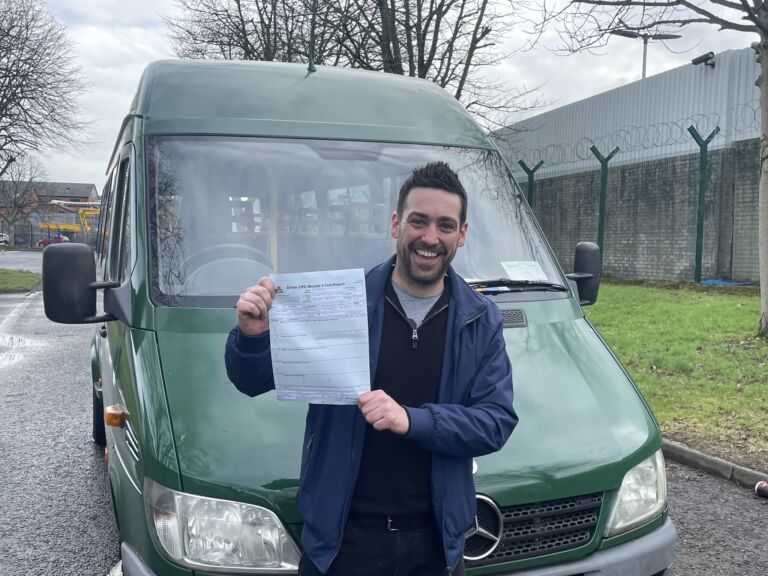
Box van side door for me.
[98,148,143,491]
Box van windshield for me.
[146,136,564,306]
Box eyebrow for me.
[407,211,459,225]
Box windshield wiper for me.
[467,278,569,293]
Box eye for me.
[439,222,457,232]
[409,216,427,227]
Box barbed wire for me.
[513,100,760,170]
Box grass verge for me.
[587,282,768,473]
[0,268,41,292]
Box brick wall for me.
[519,139,759,282]
[732,140,760,281]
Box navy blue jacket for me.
[225,256,517,573]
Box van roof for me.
[130,59,492,148]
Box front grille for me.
[465,493,603,567]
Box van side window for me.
[118,165,132,280]
[97,172,115,262]
[108,158,131,281]
[95,175,111,258]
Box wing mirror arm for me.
[90,281,120,290]
[84,280,120,323]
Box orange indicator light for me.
[104,404,128,428]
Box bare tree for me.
[166,0,347,64]
[537,0,768,337]
[0,0,87,174]
[0,156,45,246]
[336,0,538,129]
[165,0,538,130]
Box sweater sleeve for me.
[224,326,276,397]
[404,314,517,458]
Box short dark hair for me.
[397,161,467,224]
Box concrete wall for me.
[521,139,759,282]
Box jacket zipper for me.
[408,319,419,349]
[385,295,448,350]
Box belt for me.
[348,511,435,532]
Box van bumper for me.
[121,518,676,576]
[121,543,160,576]
[493,517,676,576]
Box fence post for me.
[589,145,620,253]
[518,160,544,208]
[687,125,720,283]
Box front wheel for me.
[92,387,106,446]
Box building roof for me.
[33,182,97,199]
[129,59,491,149]
[498,47,759,179]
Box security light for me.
[691,52,715,67]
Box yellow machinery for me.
[42,201,101,233]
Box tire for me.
[92,387,107,446]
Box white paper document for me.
[268,269,370,404]
[501,260,548,282]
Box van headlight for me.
[145,478,300,572]
[604,450,667,537]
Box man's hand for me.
[358,390,409,435]
[236,277,276,336]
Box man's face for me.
[391,186,468,290]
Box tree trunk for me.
[758,46,768,337]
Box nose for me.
[421,223,440,245]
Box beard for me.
[396,237,457,287]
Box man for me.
[225,161,517,576]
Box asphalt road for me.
[1,261,766,575]
[666,462,768,575]
[0,290,119,576]
[0,249,43,274]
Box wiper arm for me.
[467,278,568,293]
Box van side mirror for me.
[565,242,602,306]
[43,243,116,324]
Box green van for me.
[42,60,675,575]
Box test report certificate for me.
[268,269,370,404]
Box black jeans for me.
[298,515,465,576]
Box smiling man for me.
[225,161,517,576]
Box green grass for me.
[586,282,768,472]
[0,268,41,291]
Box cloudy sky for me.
[38,0,756,190]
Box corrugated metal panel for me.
[499,47,760,179]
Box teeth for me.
[416,249,438,257]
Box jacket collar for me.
[366,255,487,325]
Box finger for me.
[258,277,277,298]
[252,285,273,309]
[251,297,269,320]
[240,288,272,313]
[244,283,272,302]
[360,400,379,418]
[358,390,385,407]
[236,299,261,318]
[372,418,390,431]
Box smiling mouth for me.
[415,248,440,258]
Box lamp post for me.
[609,29,682,79]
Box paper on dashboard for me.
[268,268,370,404]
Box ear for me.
[457,221,468,248]
[390,211,400,240]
